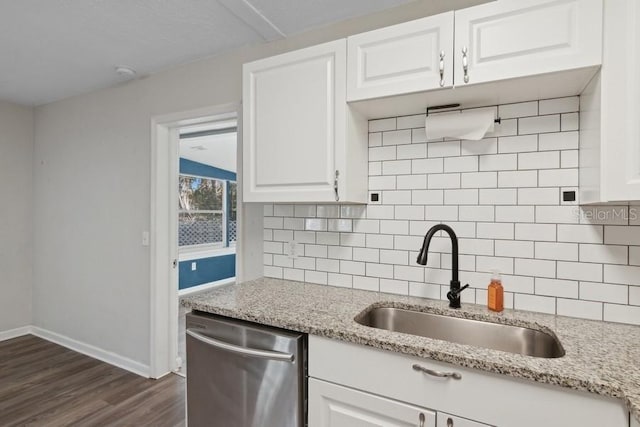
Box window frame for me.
[178,173,228,251]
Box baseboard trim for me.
[0,326,33,342]
[30,326,150,378]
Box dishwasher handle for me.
[186,328,295,362]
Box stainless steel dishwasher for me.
[186,311,307,427]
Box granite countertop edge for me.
[181,278,640,422]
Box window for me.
[179,175,228,248]
[227,181,237,245]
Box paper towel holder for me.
[426,103,501,124]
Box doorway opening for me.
[175,120,238,375]
[150,104,242,379]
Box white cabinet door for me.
[243,40,348,203]
[632,414,639,427]
[309,378,436,427]
[454,0,602,87]
[347,12,454,101]
[437,413,491,427]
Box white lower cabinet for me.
[308,335,628,427]
[309,378,436,427]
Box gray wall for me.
[0,101,34,332]
[32,0,486,368]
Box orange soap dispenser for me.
[488,270,504,312]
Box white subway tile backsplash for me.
[353,275,379,291]
[535,278,578,298]
[477,222,514,240]
[444,189,478,205]
[604,304,640,325]
[444,156,479,173]
[479,189,517,205]
[515,258,556,278]
[604,264,640,285]
[382,160,411,175]
[369,176,396,190]
[557,224,603,243]
[316,232,340,245]
[460,206,495,222]
[461,172,497,188]
[476,256,513,274]
[518,151,560,170]
[366,205,395,219]
[397,114,426,129]
[397,175,427,190]
[263,96,640,324]
[535,206,579,224]
[369,117,396,132]
[495,240,534,258]
[630,287,640,306]
[383,129,411,146]
[580,281,628,304]
[496,206,534,223]
[395,206,424,220]
[604,226,640,245]
[428,173,461,189]
[561,113,579,131]
[498,170,537,188]
[369,133,382,147]
[398,143,427,160]
[498,101,538,119]
[535,242,578,261]
[560,150,579,168]
[539,97,579,115]
[370,146,396,161]
[480,154,518,171]
[518,188,559,205]
[461,138,497,155]
[519,115,560,135]
[557,261,602,282]
[514,294,556,314]
[538,169,578,187]
[498,135,537,153]
[538,132,579,151]
[557,298,602,321]
[284,268,304,282]
[428,141,460,157]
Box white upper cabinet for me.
[580,0,640,203]
[243,39,368,203]
[346,12,454,101]
[454,0,603,87]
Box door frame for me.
[149,103,241,378]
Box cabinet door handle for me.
[439,50,445,87]
[419,412,425,427]
[462,46,469,83]
[333,170,340,201]
[412,363,462,380]
[447,417,454,427]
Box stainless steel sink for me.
[355,307,565,358]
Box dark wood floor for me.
[0,335,185,427]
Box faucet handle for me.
[447,283,470,309]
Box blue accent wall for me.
[180,158,236,181]
[179,254,236,290]
[179,158,236,290]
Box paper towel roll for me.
[425,109,495,141]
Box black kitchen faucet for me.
[416,224,469,309]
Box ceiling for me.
[0,0,415,106]
[180,131,237,174]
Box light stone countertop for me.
[181,277,640,422]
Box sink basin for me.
[355,307,565,358]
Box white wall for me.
[0,101,34,333]
[32,0,487,368]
